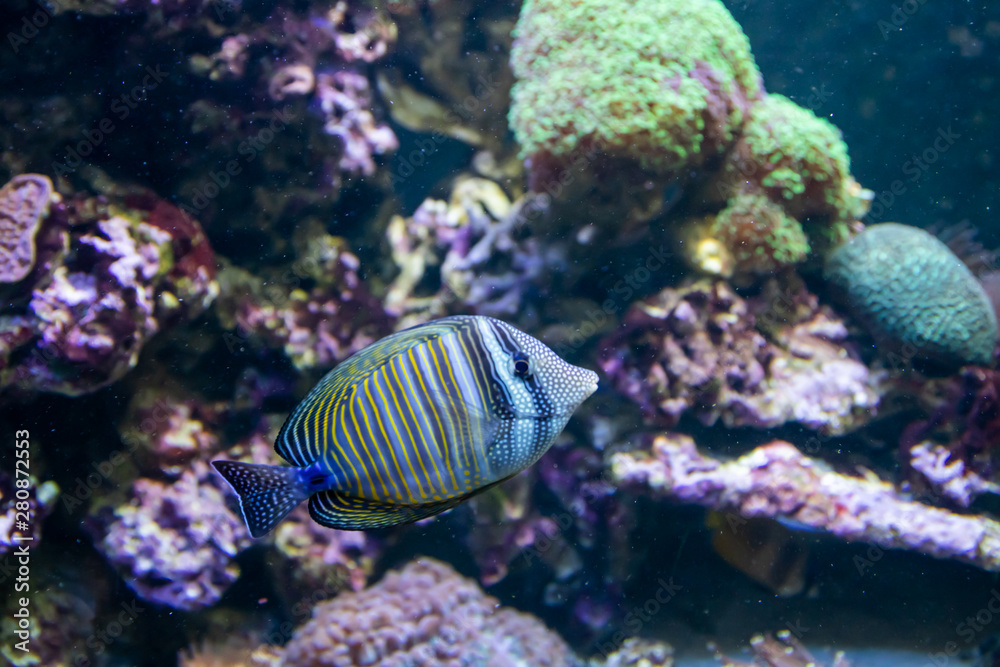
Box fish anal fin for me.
[308,490,467,531]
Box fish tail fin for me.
[211,460,310,538]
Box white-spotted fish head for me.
[488,319,599,418]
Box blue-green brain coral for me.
[824,223,998,367]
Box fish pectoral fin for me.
[426,387,501,455]
[308,491,468,531]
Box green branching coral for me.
[509,0,763,185]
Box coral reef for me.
[0,471,59,557]
[716,631,850,667]
[612,434,1000,572]
[902,366,1000,506]
[684,92,872,279]
[710,95,870,253]
[274,558,580,667]
[466,470,583,588]
[87,459,253,610]
[595,638,674,667]
[0,575,96,667]
[508,0,870,277]
[0,187,218,396]
[598,278,881,435]
[123,385,223,478]
[825,222,998,368]
[702,192,810,278]
[268,503,378,605]
[314,70,399,184]
[510,0,763,185]
[385,177,545,326]
[219,228,393,371]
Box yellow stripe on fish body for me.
[213,315,599,535]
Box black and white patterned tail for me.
[211,460,309,538]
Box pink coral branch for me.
[611,434,1000,572]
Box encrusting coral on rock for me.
[612,433,1000,573]
[598,278,882,435]
[87,459,253,611]
[510,0,763,186]
[0,181,218,396]
[218,229,393,371]
[509,0,871,278]
[902,366,1000,506]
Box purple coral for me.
[0,174,54,284]
[612,434,1000,573]
[598,279,881,435]
[315,70,399,180]
[232,242,393,370]
[88,460,252,611]
[385,179,544,324]
[1,195,217,396]
[276,558,580,667]
[902,367,1000,506]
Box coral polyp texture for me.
[509,0,871,279]
[87,460,253,611]
[612,434,1000,573]
[509,0,763,186]
[718,94,870,233]
[704,191,810,276]
[824,222,999,368]
[0,174,54,283]
[273,558,579,667]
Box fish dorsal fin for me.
[275,316,478,467]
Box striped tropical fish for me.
[213,315,598,537]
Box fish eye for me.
[510,351,533,379]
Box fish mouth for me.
[573,368,600,404]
